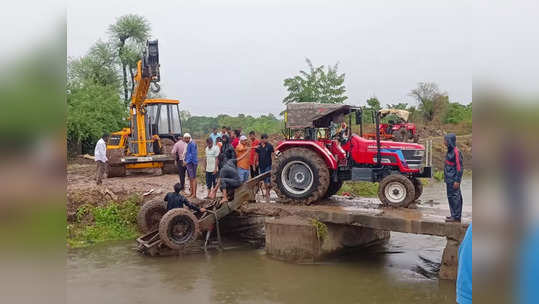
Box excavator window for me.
[145,103,182,136]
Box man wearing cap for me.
[171,135,187,189]
[183,133,199,199]
[235,135,250,183]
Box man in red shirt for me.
[248,131,260,178]
[231,129,241,148]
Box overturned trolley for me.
[136,172,269,256]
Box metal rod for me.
[376,111,381,166]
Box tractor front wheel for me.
[159,208,200,250]
[271,148,330,205]
[378,174,416,207]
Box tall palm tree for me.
[108,14,151,104]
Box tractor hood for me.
[285,103,361,129]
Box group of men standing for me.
[168,127,273,202]
[171,133,199,199]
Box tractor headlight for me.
[414,150,425,157]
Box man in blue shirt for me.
[183,133,199,199]
[457,224,472,304]
[209,127,221,145]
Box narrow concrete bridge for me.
[234,197,470,280]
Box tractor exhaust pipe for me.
[376,111,381,166]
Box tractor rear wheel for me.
[106,148,126,177]
[159,208,200,250]
[137,199,167,233]
[378,174,416,207]
[412,178,423,201]
[271,148,330,205]
[107,165,126,177]
[325,180,343,198]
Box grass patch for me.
[337,181,379,197]
[310,219,328,242]
[67,195,141,248]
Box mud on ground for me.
[67,158,181,222]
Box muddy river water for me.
[67,179,471,304]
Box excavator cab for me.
[145,100,182,142]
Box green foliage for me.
[433,169,444,181]
[67,82,127,154]
[409,82,449,123]
[445,102,472,124]
[68,40,119,88]
[366,97,381,112]
[387,102,408,110]
[310,219,328,242]
[108,14,151,103]
[283,58,347,104]
[68,196,141,248]
[337,181,379,197]
[182,112,282,137]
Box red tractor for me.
[273,103,432,207]
[363,109,418,142]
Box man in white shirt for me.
[94,133,109,185]
[204,137,220,197]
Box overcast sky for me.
[67,0,472,116]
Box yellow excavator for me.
[106,40,181,177]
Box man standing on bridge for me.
[444,133,463,223]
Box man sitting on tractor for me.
[165,183,206,213]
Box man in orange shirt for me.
[248,131,260,178]
[235,135,250,183]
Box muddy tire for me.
[271,148,330,205]
[107,165,126,177]
[137,199,167,233]
[412,178,423,201]
[378,174,416,207]
[393,127,408,142]
[325,180,343,198]
[159,208,200,250]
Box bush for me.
[67,195,141,248]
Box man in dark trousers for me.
[255,133,274,203]
[444,133,463,222]
[165,183,206,213]
[209,159,241,205]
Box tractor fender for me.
[275,141,338,170]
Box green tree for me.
[387,102,408,110]
[67,82,127,154]
[409,82,449,122]
[68,40,119,88]
[366,97,381,112]
[108,14,151,104]
[283,58,347,104]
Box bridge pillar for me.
[440,238,460,280]
[265,216,389,262]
